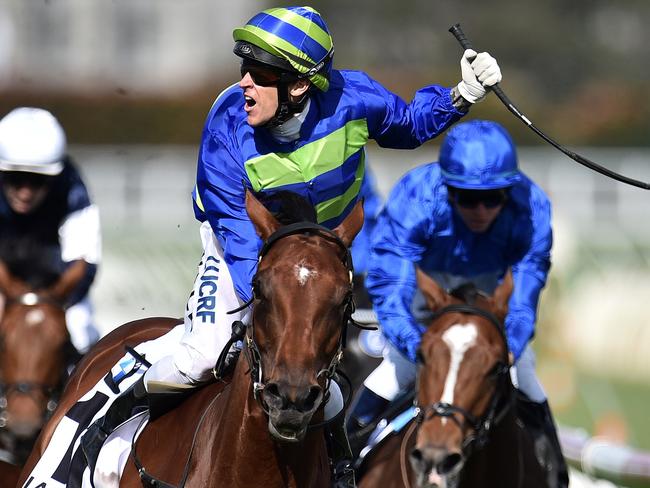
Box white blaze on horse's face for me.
[25,309,46,327]
[294,263,317,286]
[439,323,478,424]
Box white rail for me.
[561,427,650,488]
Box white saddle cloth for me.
[21,324,186,488]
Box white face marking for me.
[294,264,317,286]
[25,309,45,327]
[439,323,478,424]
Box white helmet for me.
[0,107,66,176]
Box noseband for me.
[213,222,355,412]
[415,304,512,455]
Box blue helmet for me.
[439,120,520,190]
[233,6,334,92]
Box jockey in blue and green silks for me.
[80,6,503,486]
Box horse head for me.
[409,269,513,487]
[245,190,363,443]
[0,243,72,462]
[0,292,69,458]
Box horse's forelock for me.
[448,283,481,305]
[258,191,318,225]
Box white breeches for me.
[146,221,246,385]
[510,345,547,402]
[363,342,417,400]
[364,341,547,403]
[66,296,100,353]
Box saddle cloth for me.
[22,324,186,488]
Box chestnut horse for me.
[358,270,548,488]
[0,270,74,465]
[20,191,363,487]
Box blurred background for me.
[1,1,648,486]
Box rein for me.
[414,304,513,457]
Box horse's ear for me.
[491,269,514,320]
[333,199,364,248]
[416,267,451,312]
[245,189,281,240]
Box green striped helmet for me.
[233,6,334,91]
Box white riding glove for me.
[456,49,502,104]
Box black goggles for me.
[240,61,295,87]
[2,171,52,189]
[450,189,508,209]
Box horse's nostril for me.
[409,447,435,478]
[437,452,463,475]
[410,447,424,464]
[263,383,284,409]
[300,385,322,412]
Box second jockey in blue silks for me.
[348,120,569,488]
[79,6,503,487]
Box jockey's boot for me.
[81,375,148,476]
[518,396,570,488]
[346,386,389,457]
[328,414,356,488]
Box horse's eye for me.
[487,361,507,379]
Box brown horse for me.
[0,288,72,466]
[20,190,363,487]
[358,270,548,488]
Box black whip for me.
[449,23,650,190]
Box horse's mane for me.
[0,237,61,289]
[449,282,481,305]
[258,190,318,225]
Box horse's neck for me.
[194,356,329,487]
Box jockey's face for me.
[2,171,51,214]
[239,61,309,127]
[449,187,507,233]
[239,70,279,127]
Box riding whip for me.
[449,24,650,190]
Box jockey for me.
[80,6,502,486]
[347,120,569,488]
[0,107,101,355]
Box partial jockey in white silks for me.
[0,107,101,357]
[21,5,503,488]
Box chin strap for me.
[265,82,310,127]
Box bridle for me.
[0,293,68,451]
[213,222,359,417]
[414,304,513,457]
[132,222,359,488]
